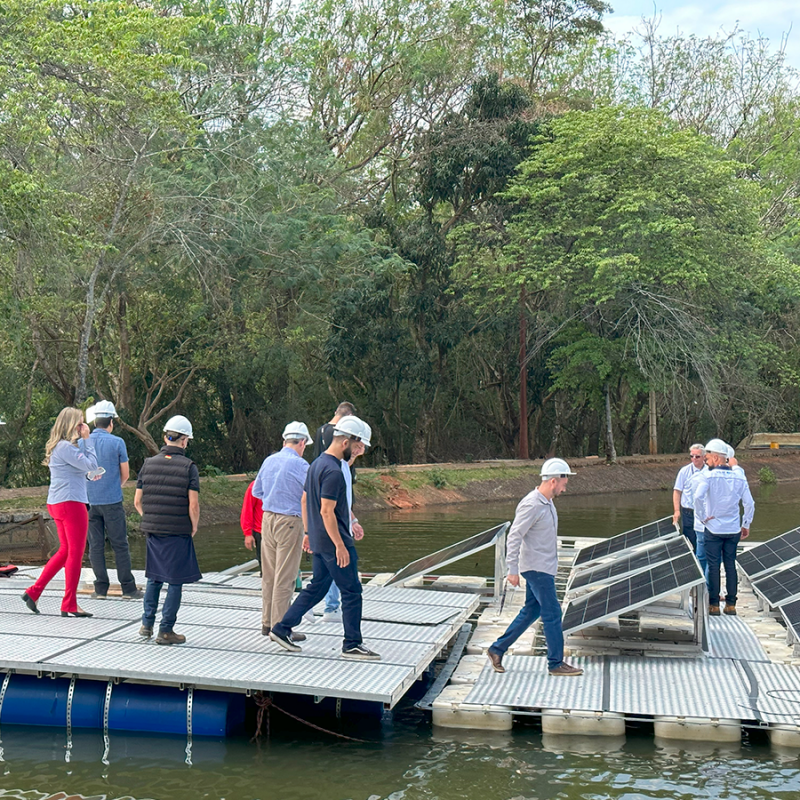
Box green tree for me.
[499,106,791,453]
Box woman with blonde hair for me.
[23,407,99,617]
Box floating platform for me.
[0,567,479,736]
[426,531,800,746]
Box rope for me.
[250,694,370,744]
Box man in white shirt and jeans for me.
[487,458,583,677]
[672,443,707,573]
[694,438,755,616]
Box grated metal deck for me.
[0,578,479,707]
[463,654,800,724]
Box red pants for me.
[27,501,89,612]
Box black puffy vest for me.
[139,446,195,535]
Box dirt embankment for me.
[2,450,798,522]
[354,450,800,511]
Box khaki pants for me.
[261,511,304,628]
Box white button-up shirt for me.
[694,466,755,535]
[506,488,559,576]
[674,462,703,508]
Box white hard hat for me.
[333,415,364,440]
[705,438,729,456]
[86,400,117,424]
[357,419,372,448]
[163,415,193,439]
[727,445,735,459]
[282,421,313,444]
[541,457,576,478]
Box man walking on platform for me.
[252,422,313,640]
[487,458,583,677]
[135,415,201,645]
[672,443,707,573]
[321,419,370,623]
[270,416,380,660]
[694,438,754,617]
[312,400,356,622]
[86,401,141,599]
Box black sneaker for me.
[342,644,381,661]
[91,591,108,600]
[122,589,145,600]
[269,629,301,652]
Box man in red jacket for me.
[240,480,263,575]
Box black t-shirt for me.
[312,423,334,459]
[305,453,352,555]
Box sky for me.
[603,0,799,68]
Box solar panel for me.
[572,517,679,568]
[562,553,704,635]
[780,598,800,644]
[738,527,800,579]
[567,536,692,592]
[752,563,800,608]
[386,522,509,587]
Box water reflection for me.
[2,721,800,799]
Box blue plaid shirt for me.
[252,446,309,517]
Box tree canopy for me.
[1,0,799,483]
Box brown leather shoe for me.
[262,625,271,636]
[487,649,505,673]
[291,631,307,642]
[139,625,153,638]
[549,662,584,676]
[709,605,721,616]
[156,630,186,645]
[724,604,737,615]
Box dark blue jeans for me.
[88,502,136,595]
[681,507,708,575]
[704,533,741,606]
[489,570,564,670]
[142,579,183,633]
[273,546,363,650]
[681,507,697,551]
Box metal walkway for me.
[0,577,479,707]
[463,654,800,724]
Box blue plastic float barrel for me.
[0,673,245,736]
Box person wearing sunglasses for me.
[672,444,706,560]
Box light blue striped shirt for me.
[252,446,309,517]
[47,439,99,505]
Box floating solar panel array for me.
[562,553,704,635]
[738,527,800,580]
[752,563,800,609]
[572,516,679,568]
[780,598,800,644]
[567,536,691,594]
[386,522,509,587]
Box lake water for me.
[3,483,800,800]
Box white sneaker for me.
[322,610,342,623]
[303,610,317,625]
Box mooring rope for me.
[251,694,370,744]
